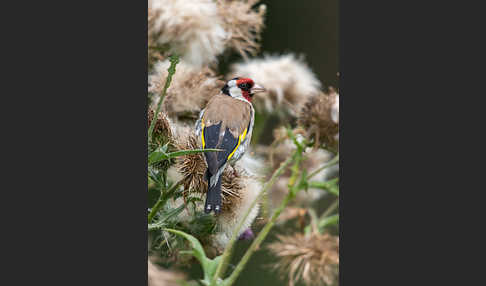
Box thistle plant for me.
[147,1,339,285]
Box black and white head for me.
[221,77,266,102]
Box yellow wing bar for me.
[201,122,206,148]
[227,128,248,161]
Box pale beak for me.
[250,84,266,95]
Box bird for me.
[195,77,265,214]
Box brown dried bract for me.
[298,88,339,149]
[217,0,266,58]
[148,108,173,141]
[173,132,244,211]
[149,60,224,122]
[267,233,339,286]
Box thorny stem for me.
[307,208,319,234]
[307,153,339,180]
[211,152,297,285]
[321,199,339,219]
[308,178,339,196]
[148,54,179,144]
[305,199,339,234]
[318,214,339,231]
[222,139,306,286]
[148,180,182,223]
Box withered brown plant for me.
[148,109,173,145]
[148,0,227,67]
[148,8,165,69]
[172,129,262,251]
[298,88,339,149]
[217,0,266,58]
[229,53,321,115]
[173,133,208,195]
[267,233,339,286]
[173,131,252,211]
[149,60,224,121]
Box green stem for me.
[321,199,339,219]
[148,180,182,223]
[304,199,339,234]
[307,208,319,234]
[222,144,305,286]
[307,153,339,180]
[307,178,339,196]
[318,214,339,232]
[211,152,297,285]
[148,54,179,144]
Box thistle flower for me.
[298,88,339,149]
[148,60,224,122]
[148,108,173,142]
[148,0,227,67]
[148,260,185,286]
[171,128,263,251]
[216,0,266,58]
[267,233,339,286]
[173,133,208,194]
[229,54,321,115]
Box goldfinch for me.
[195,77,265,214]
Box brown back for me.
[203,94,251,140]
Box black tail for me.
[204,173,222,214]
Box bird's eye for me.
[239,83,250,90]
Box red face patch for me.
[236,78,255,102]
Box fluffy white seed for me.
[149,0,227,67]
[229,54,322,115]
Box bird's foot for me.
[204,204,221,214]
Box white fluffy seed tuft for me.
[229,53,321,115]
[149,0,227,67]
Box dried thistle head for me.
[172,128,263,251]
[267,233,339,286]
[298,88,339,149]
[212,163,262,251]
[148,109,173,138]
[229,54,321,115]
[148,0,227,67]
[216,0,266,58]
[148,109,174,149]
[148,260,185,286]
[149,60,224,122]
[172,130,207,194]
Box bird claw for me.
[204,204,221,214]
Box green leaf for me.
[148,148,221,164]
[307,178,339,196]
[148,151,168,164]
[148,204,186,230]
[163,228,223,286]
[318,214,339,231]
[167,149,221,159]
[164,228,208,266]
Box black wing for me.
[203,122,239,176]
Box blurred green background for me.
[192,1,339,285]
